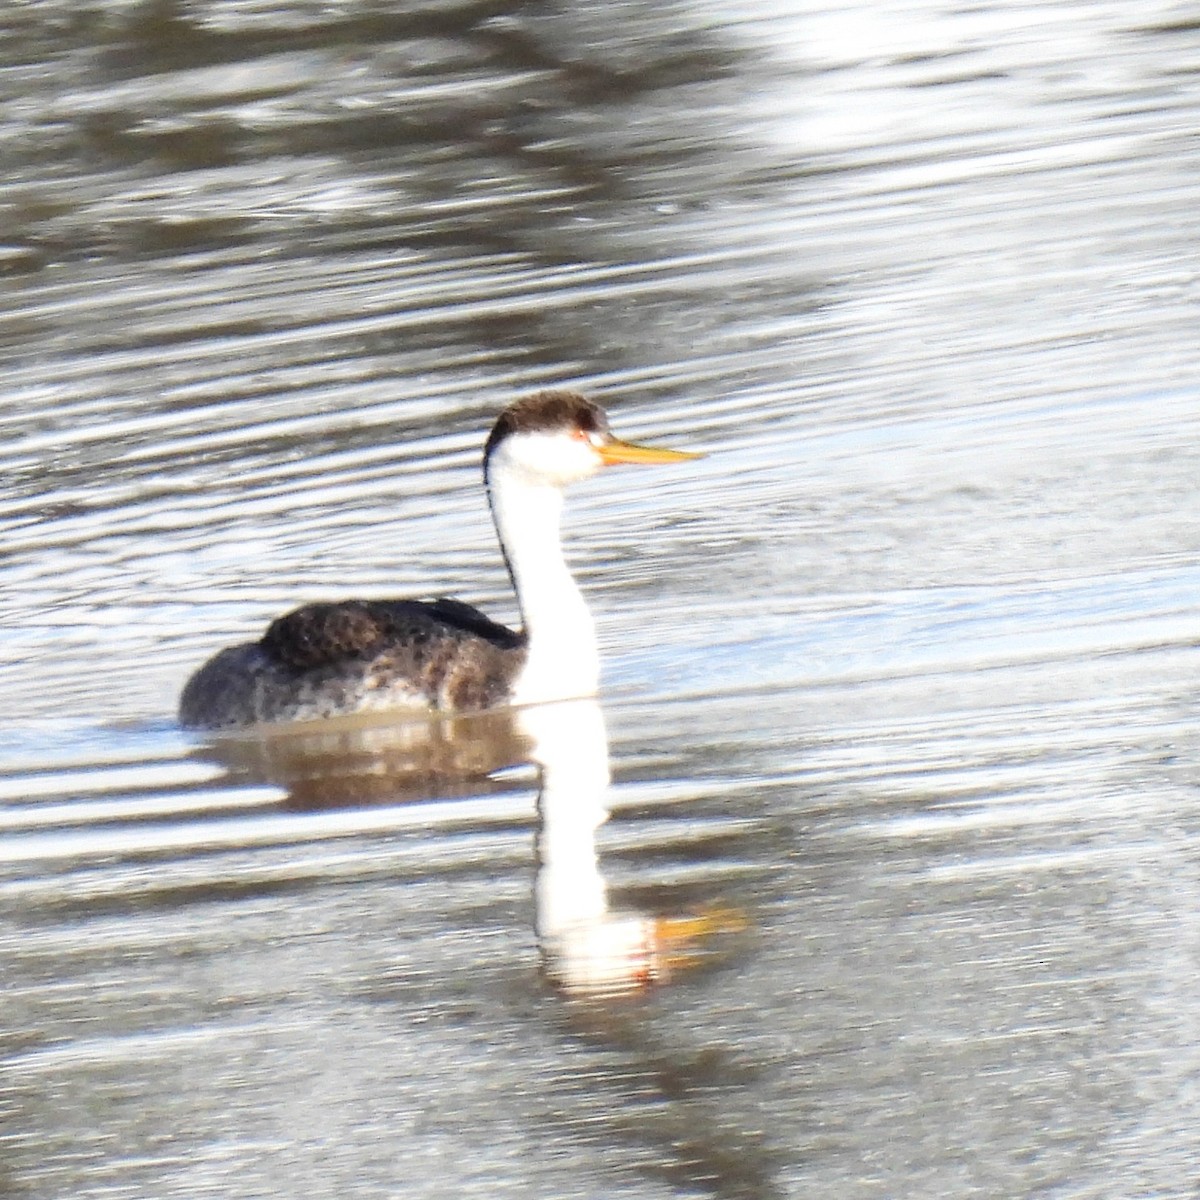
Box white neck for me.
[487,453,599,706]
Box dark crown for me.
[484,391,610,460]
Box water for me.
[3,1,1200,1196]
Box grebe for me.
[179,391,702,730]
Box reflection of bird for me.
[179,391,701,729]
[525,698,747,998]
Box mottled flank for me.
[179,599,527,730]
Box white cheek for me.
[504,432,601,485]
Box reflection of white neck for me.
[487,456,599,706]
[525,698,661,996]
[524,698,611,936]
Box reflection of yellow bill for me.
[544,906,748,998]
[597,438,705,466]
[654,906,749,976]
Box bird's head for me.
[485,390,702,489]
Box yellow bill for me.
[596,437,705,466]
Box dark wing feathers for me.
[426,597,525,647]
[261,599,522,673]
[261,601,388,671]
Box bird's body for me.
[179,391,700,730]
[178,597,525,728]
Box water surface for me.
[3,2,1200,1197]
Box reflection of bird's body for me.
[179,391,701,730]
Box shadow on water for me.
[552,1015,788,1200]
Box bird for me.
[178,390,703,730]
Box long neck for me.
[486,455,599,705]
